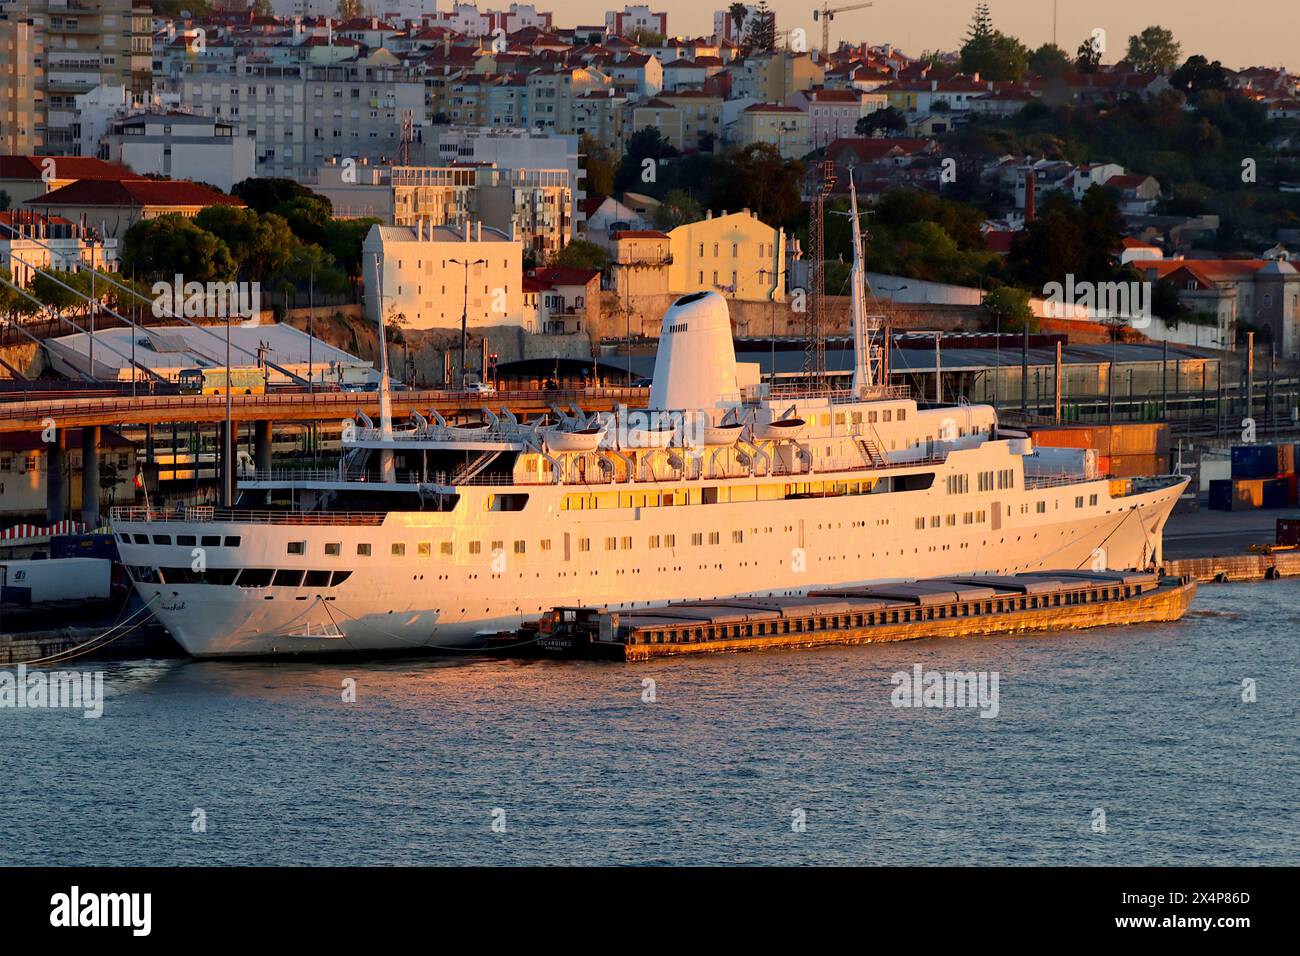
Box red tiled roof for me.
[0,156,135,182]
[527,266,600,288]
[26,179,246,209]
[611,229,668,240]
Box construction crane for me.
[812,1,874,57]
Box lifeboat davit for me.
[753,418,806,441]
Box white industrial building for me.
[44,323,374,387]
[362,221,532,332]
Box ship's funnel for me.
[647,291,740,414]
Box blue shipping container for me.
[1231,445,1280,479]
[1262,478,1289,509]
[1208,478,1235,511]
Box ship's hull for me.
[116,474,1187,658]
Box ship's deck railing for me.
[761,383,912,404]
[1023,472,1096,490]
[110,507,388,526]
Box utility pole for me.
[450,256,486,388]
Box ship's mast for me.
[373,253,396,482]
[848,178,885,397]
[804,159,836,386]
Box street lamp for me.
[449,256,486,388]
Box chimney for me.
[1024,169,1036,222]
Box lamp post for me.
[450,256,486,388]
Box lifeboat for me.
[701,421,745,446]
[753,417,806,441]
[625,425,677,449]
[444,420,493,440]
[545,427,605,452]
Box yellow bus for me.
[177,367,266,395]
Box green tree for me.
[276,195,333,246]
[0,266,39,320]
[231,177,331,216]
[1076,35,1102,73]
[1028,43,1071,78]
[120,214,237,283]
[322,217,382,286]
[1126,26,1181,74]
[983,286,1036,332]
[551,240,608,271]
[749,0,775,53]
[728,1,749,40]
[959,3,1030,81]
[580,134,617,198]
[856,107,907,135]
[650,189,702,230]
[710,143,804,229]
[193,206,294,282]
[1170,54,1229,96]
[614,126,679,195]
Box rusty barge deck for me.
[501,571,1198,661]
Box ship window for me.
[665,534,676,547]
[868,411,878,423]
[152,535,172,545]
[439,541,453,556]
[236,568,274,588]
[883,410,892,422]
[392,542,406,556]
[898,409,906,421]
[418,542,432,556]
[119,533,130,543]
[605,537,616,550]
[491,540,503,553]
[732,530,743,543]
[304,570,331,587]
[329,570,353,587]
[1036,501,1047,513]
[133,534,149,544]
[579,538,590,552]
[224,536,241,547]
[357,543,372,556]
[469,541,482,554]
[325,542,341,556]
[177,535,196,546]
[272,569,305,587]
[709,532,720,545]
[1075,496,1084,508]
[287,541,306,555]
[204,568,239,585]
[621,536,632,549]
[201,535,220,547]
[1090,494,1099,506]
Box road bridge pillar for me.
[254,420,272,476]
[81,425,101,529]
[45,428,67,524]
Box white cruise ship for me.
[111,185,1188,657]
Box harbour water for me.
[3,580,1297,866]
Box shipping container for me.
[1279,443,1297,476]
[1278,519,1300,547]
[50,532,119,562]
[1288,474,1300,507]
[0,557,111,603]
[1232,444,1286,479]
[1208,479,1234,511]
[1233,478,1266,509]
[1108,453,1166,478]
[1031,423,1169,458]
[1262,478,1290,509]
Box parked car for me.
[464,381,497,396]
